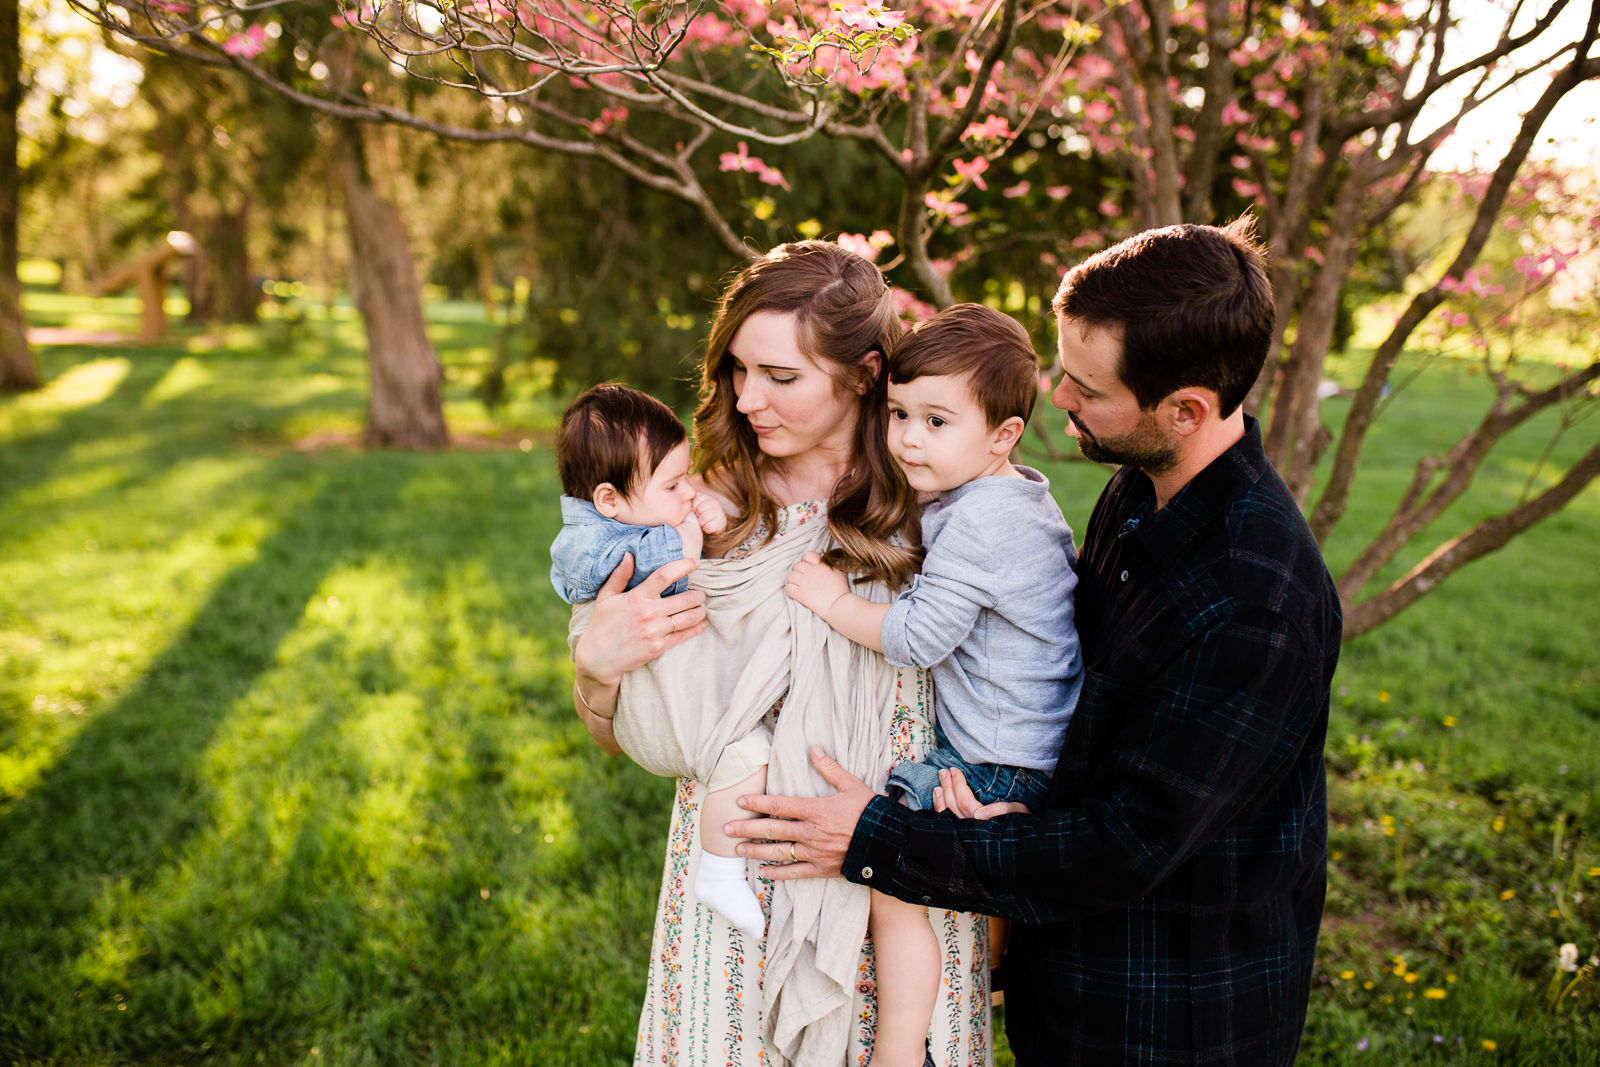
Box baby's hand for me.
[692,493,728,536]
[784,551,850,620]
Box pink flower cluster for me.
[588,107,628,135]
[836,5,907,30]
[1438,268,1505,297]
[223,24,268,58]
[718,142,790,190]
[836,231,895,262]
[1512,250,1577,282]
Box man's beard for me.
[1071,410,1179,474]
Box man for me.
[729,220,1342,1065]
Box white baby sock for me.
[695,852,765,941]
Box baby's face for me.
[611,440,696,528]
[887,375,1007,493]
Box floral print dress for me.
[632,501,993,1067]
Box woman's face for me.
[727,311,864,461]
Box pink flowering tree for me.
[69,0,1080,307]
[66,0,1600,630]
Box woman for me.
[572,242,992,1067]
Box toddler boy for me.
[785,304,1082,1067]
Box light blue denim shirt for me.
[549,495,688,604]
[880,466,1083,772]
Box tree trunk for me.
[192,204,260,326]
[331,120,448,450]
[0,0,37,392]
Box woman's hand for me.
[784,551,850,622]
[932,767,1033,821]
[573,553,707,751]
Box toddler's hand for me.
[784,551,850,620]
[692,493,728,536]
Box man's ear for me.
[853,350,883,395]
[989,415,1026,455]
[592,482,623,518]
[1166,388,1217,438]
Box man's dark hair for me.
[1051,218,1273,417]
[556,383,687,501]
[889,303,1040,429]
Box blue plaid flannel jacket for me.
[843,417,1341,1066]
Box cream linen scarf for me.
[568,510,898,1067]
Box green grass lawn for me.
[2,290,1598,1064]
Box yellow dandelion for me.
[1500,889,1516,900]
[1332,851,1343,861]
[1549,909,1561,918]
[1393,961,1407,976]
[1340,970,1355,980]
[1384,826,1396,836]
[1404,973,1419,984]
[1447,974,1457,983]
[1424,988,1446,999]
[1587,867,1600,878]
[1483,1039,1497,1051]
[1492,818,1505,833]
[1442,715,1457,727]
[1379,691,1390,703]
[1363,980,1375,990]
[1381,815,1395,825]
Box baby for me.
[785,304,1083,1067]
[549,383,768,940]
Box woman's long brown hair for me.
[694,241,922,587]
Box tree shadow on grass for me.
[0,344,183,516]
[0,454,408,1057]
[0,449,676,1065]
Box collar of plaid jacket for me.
[1121,414,1271,572]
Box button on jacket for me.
[844,417,1341,1066]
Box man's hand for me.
[785,551,850,622]
[692,492,728,536]
[932,766,1033,821]
[725,747,876,879]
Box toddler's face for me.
[887,375,1008,493]
[611,440,697,528]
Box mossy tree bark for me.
[0,0,37,393]
[331,120,447,450]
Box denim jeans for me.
[886,721,1052,812]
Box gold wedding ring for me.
[669,614,677,634]
[790,842,797,863]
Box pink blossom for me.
[836,233,881,261]
[952,156,989,191]
[1098,199,1122,218]
[1305,246,1324,265]
[925,193,970,218]
[1174,125,1195,142]
[1071,232,1106,250]
[588,107,628,135]
[1003,181,1031,198]
[869,230,896,249]
[962,115,1012,142]
[892,288,938,321]
[717,141,789,190]
[1232,178,1263,199]
[837,5,906,30]
[1501,216,1522,230]
[1231,155,1252,170]
[1046,185,1071,200]
[1220,100,1253,126]
[224,25,268,58]
[1083,99,1114,124]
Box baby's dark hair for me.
[556,383,688,501]
[888,303,1041,429]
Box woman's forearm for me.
[574,676,623,754]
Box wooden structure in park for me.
[92,232,198,340]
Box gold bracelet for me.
[573,679,599,714]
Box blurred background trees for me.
[14,0,1600,631]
